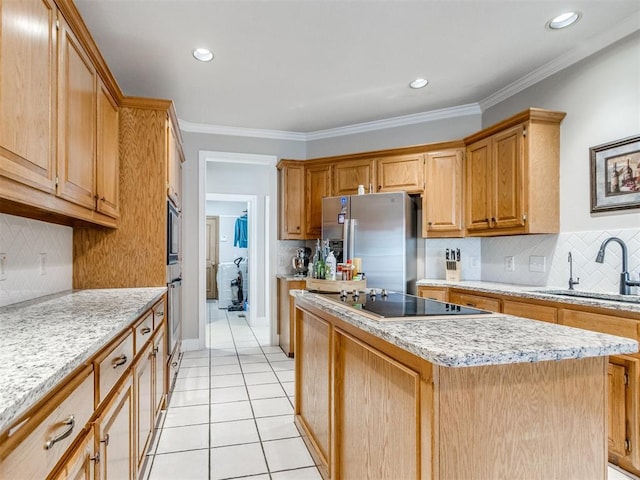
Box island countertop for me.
[0,287,166,433]
[292,290,638,368]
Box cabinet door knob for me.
[44,415,75,450]
[427,221,432,226]
[100,433,110,446]
[111,354,127,368]
[90,452,100,464]
[141,327,151,335]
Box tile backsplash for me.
[480,228,640,293]
[0,213,72,306]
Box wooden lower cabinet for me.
[96,376,134,480]
[448,291,501,312]
[278,277,306,356]
[502,299,557,323]
[134,343,154,473]
[334,330,420,479]
[417,286,448,302]
[295,309,331,477]
[52,428,96,480]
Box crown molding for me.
[179,120,307,141]
[305,103,482,141]
[180,103,481,142]
[202,151,278,166]
[480,12,640,110]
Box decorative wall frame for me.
[590,134,640,213]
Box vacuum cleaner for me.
[227,257,245,311]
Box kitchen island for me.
[292,290,639,480]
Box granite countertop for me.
[276,274,309,281]
[0,287,166,433]
[416,279,640,314]
[292,290,638,369]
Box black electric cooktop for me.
[319,290,493,321]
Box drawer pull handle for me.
[112,354,128,368]
[141,327,152,335]
[90,452,100,463]
[152,346,159,356]
[466,303,476,307]
[44,415,75,450]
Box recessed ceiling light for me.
[193,48,214,62]
[546,11,581,30]
[409,78,428,89]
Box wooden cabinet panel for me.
[376,153,423,193]
[134,312,154,355]
[502,299,557,323]
[492,125,525,230]
[295,309,331,473]
[449,291,501,312]
[95,332,134,404]
[559,309,640,342]
[332,158,374,196]
[0,0,57,193]
[279,162,305,239]
[167,119,183,208]
[465,137,492,232]
[417,286,447,302]
[305,164,331,238]
[57,15,96,210]
[96,376,134,480]
[52,428,96,480]
[96,79,119,218]
[278,278,306,356]
[334,329,420,479]
[134,343,153,472]
[423,149,464,237]
[607,356,640,474]
[0,369,94,480]
[153,326,167,418]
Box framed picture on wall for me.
[590,134,640,213]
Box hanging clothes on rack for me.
[234,212,248,248]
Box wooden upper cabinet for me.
[278,161,305,239]
[167,119,183,208]
[376,153,424,193]
[96,79,119,218]
[332,158,375,196]
[56,14,97,210]
[305,163,331,238]
[464,109,565,236]
[0,0,57,193]
[423,148,464,237]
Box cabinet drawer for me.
[134,311,154,354]
[153,298,166,330]
[96,332,134,404]
[502,300,557,324]
[449,292,501,312]
[417,287,447,302]
[0,369,94,480]
[559,309,640,342]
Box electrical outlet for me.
[529,255,546,273]
[0,253,6,281]
[504,256,515,272]
[39,252,47,275]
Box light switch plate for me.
[529,255,546,273]
[0,253,6,281]
[504,256,515,272]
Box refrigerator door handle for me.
[348,218,356,262]
[343,218,350,260]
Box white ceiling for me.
[74,1,640,135]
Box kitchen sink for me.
[533,289,640,304]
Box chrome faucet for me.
[568,252,579,290]
[595,237,640,295]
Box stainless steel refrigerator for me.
[322,191,417,294]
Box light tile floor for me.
[142,302,321,480]
[141,302,639,480]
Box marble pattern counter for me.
[0,288,166,432]
[416,279,640,314]
[293,290,638,368]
